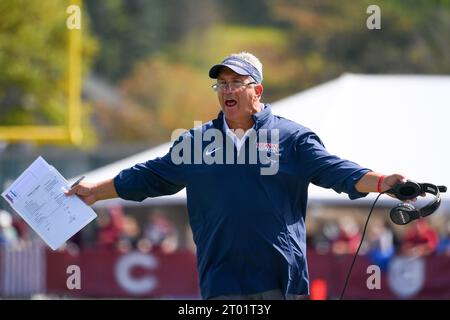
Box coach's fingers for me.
[64,183,91,197]
[64,185,77,196]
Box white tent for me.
[74,74,450,209]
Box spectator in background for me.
[64,231,83,254]
[367,219,398,271]
[143,210,179,253]
[0,210,19,248]
[401,219,439,257]
[311,219,340,254]
[437,220,450,256]
[332,216,362,255]
[117,215,142,252]
[11,214,29,243]
[97,204,125,250]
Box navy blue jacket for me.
[114,104,371,299]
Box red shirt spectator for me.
[98,205,125,250]
[332,217,361,255]
[401,219,439,256]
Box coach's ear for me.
[254,84,263,100]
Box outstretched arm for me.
[355,172,405,193]
[65,135,189,205]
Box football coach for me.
[66,52,408,300]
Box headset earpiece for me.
[388,181,446,225]
[390,203,420,225]
[390,180,422,201]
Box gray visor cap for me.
[209,57,262,83]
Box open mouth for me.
[225,99,237,107]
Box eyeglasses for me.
[211,81,257,92]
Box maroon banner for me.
[46,248,200,298]
[307,251,450,299]
[45,248,450,299]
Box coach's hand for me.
[356,172,425,201]
[379,174,405,193]
[64,178,117,205]
[380,174,426,201]
[64,182,98,205]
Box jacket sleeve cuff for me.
[346,169,373,200]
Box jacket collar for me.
[213,104,272,131]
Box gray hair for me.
[228,52,263,82]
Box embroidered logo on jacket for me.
[256,143,279,154]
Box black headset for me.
[388,180,447,225]
[340,179,447,299]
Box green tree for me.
[269,0,450,78]
[94,24,303,143]
[84,0,217,82]
[87,0,450,143]
[0,0,97,128]
[94,56,219,143]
